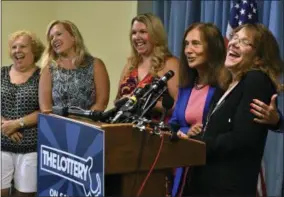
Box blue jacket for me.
[169,86,217,197]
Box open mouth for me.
[135,40,146,49]
[14,53,25,60]
[228,49,241,58]
[53,41,62,50]
[187,57,196,62]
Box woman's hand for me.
[10,132,23,143]
[250,94,280,125]
[177,123,203,139]
[177,130,188,139]
[1,120,20,137]
[187,123,203,137]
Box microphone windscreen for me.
[101,107,118,122]
[169,122,180,133]
[165,70,174,78]
[52,106,68,116]
[133,87,145,98]
[162,94,174,110]
[114,97,128,108]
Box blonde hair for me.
[8,30,45,63]
[41,20,91,69]
[128,13,172,75]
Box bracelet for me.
[19,118,25,128]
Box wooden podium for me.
[97,123,206,197]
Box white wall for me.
[2,1,138,108]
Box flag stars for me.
[230,1,257,28]
[248,13,252,19]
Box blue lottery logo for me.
[37,114,104,197]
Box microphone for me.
[52,106,102,121]
[114,97,128,107]
[142,70,175,99]
[100,97,129,123]
[160,93,174,123]
[111,87,145,123]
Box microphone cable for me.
[136,133,165,197]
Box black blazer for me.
[186,70,276,196]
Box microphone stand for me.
[150,104,170,136]
[141,92,153,111]
[133,86,168,133]
[139,86,168,118]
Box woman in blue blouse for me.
[169,22,283,196]
[169,22,226,197]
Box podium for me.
[96,122,205,196]
[38,114,205,197]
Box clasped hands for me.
[1,118,23,143]
[177,123,203,140]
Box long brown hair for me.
[220,23,283,92]
[179,23,226,88]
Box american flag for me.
[226,0,258,42]
[226,1,267,197]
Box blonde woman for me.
[1,30,44,196]
[39,20,110,113]
[116,13,179,117]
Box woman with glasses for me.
[182,23,282,196]
[229,30,283,132]
[170,22,283,196]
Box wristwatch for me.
[19,118,25,128]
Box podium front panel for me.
[37,114,105,197]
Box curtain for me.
[153,0,284,196]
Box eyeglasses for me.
[229,33,254,48]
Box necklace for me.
[194,77,206,90]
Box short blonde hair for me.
[8,30,45,63]
[41,20,91,69]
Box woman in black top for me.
[1,30,45,197]
[184,23,283,196]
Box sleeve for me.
[1,65,10,77]
[202,71,275,157]
[277,111,284,132]
[270,109,284,132]
[169,109,190,133]
[169,90,180,124]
